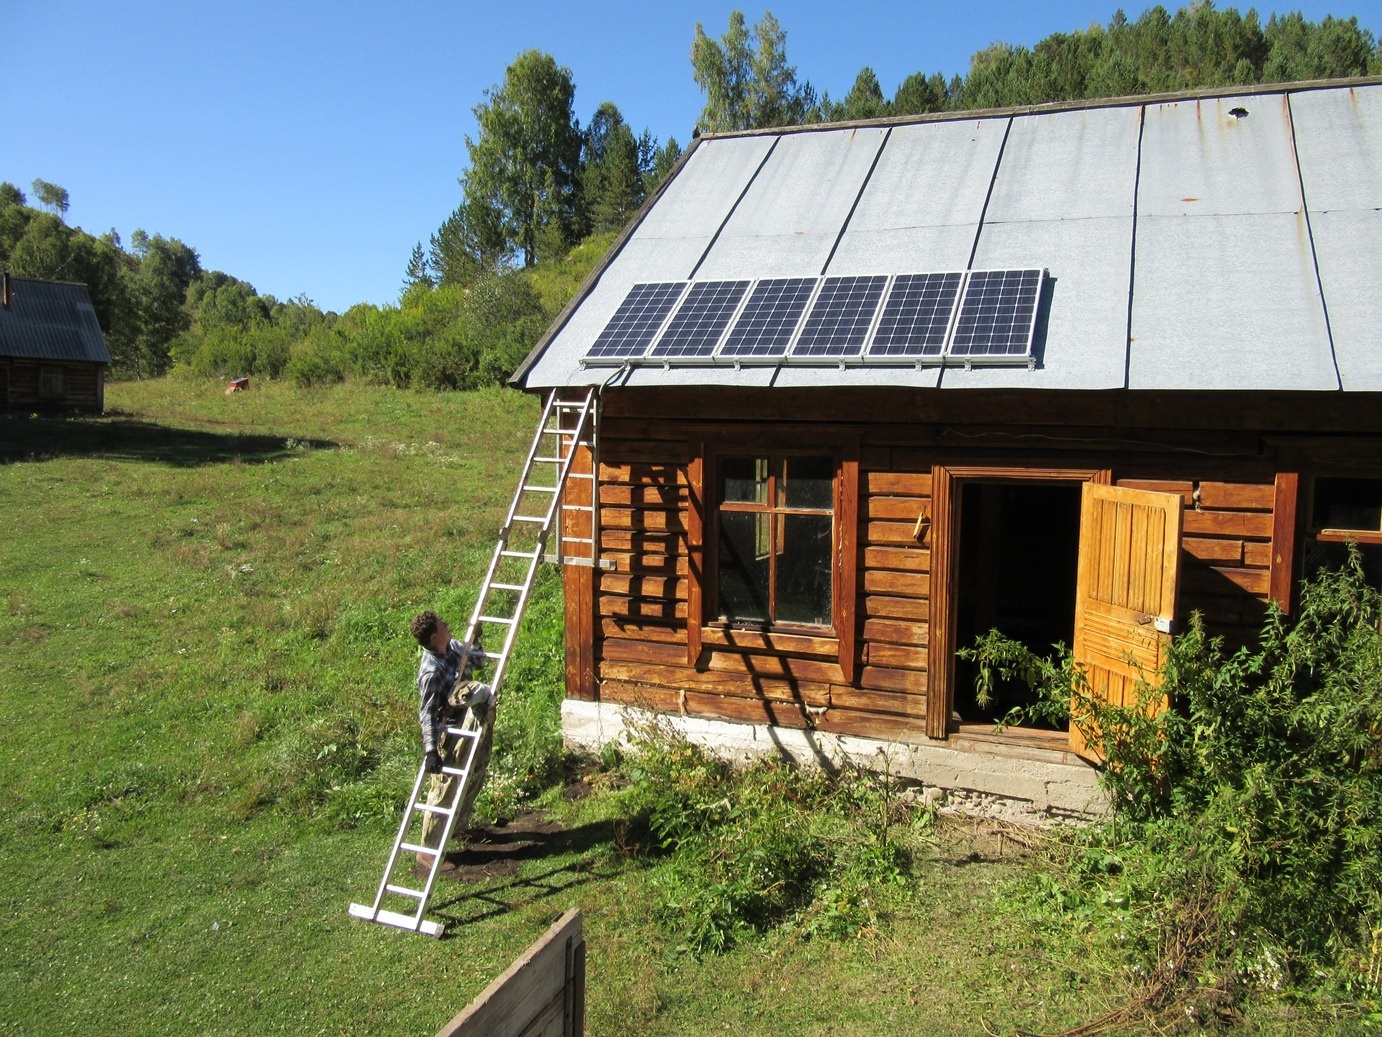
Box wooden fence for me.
[435,909,584,1037]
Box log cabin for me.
[511,79,1382,821]
[0,275,111,412]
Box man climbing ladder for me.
[410,610,490,873]
[349,387,599,936]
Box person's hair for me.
[410,610,440,647]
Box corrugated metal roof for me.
[0,277,111,364]
[517,79,1382,394]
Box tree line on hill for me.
[2,3,1376,387]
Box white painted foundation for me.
[563,699,1109,826]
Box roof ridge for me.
[698,75,1382,140]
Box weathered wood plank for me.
[600,618,686,644]
[600,530,686,555]
[1244,540,1272,568]
[596,662,832,704]
[600,484,687,508]
[865,470,933,495]
[600,552,689,576]
[863,595,930,620]
[597,462,688,485]
[598,573,688,600]
[866,519,925,544]
[702,650,845,685]
[863,569,929,597]
[862,545,930,572]
[1182,565,1271,597]
[829,686,928,718]
[699,626,839,657]
[860,665,927,693]
[816,709,931,742]
[1182,509,1274,539]
[599,682,815,730]
[862,618,927,646]
[601,508,687,533]
[599,637,689,667]
[1182,536,1244,564]
[863,642,928,669]
[866,497,927,521]
[599,595,688,621]
[1197,481,1274,510]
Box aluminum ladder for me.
[349,387,600,936]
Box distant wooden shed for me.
[512,79,1382,820]
[0,274,111,412]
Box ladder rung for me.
[513,514,548,524]
[501,549,541,559]
[491,582,524,591]
[522,485,558,493]
[349,904,443,937]
[534,455,567,463]
[478,615,516,625]
[400,840,433,854]
[386,884,425,898]
[415,803,450,815]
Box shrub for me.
[965,549,1382,1021]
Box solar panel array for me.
[582,268,1045,367]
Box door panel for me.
[1071,483,1182,758]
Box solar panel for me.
[648,280,750,357]
[868,272,964,356]
[585,282,687,359]
[948,268,1044,357]
[792,275,888,356]
[720,278,817,357]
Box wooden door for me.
[1070,483,1183,758]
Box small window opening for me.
[1229,106,1249,119]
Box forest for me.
[2,3,1378,386]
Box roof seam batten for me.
[1284,92,1343,392]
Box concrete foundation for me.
[563,699,1109,826]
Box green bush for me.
[966,549,1382,1021]
[613,712,923,955]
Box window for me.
[714,454,835,627]
[38,366,66,400]
[1305,476,1382,591]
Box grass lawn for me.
[2,378,1301,1036]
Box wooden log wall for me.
[559,387,1368,746]
[3,360,103,411]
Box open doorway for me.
[951,481,1082,727]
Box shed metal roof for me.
[516,79,1382,394]
[0,277,111,364]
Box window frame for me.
[687,432,858,680]
[38,365,66,400]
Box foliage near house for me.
[965,551,1382,1029]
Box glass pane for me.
[721,456,768,504]
[717,512,771,622]
[776,514,833,625]
[779,456,834,510]
[1313,478,1382,532]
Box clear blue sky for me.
[8,1,1379,314]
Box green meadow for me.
[1,380,1348,1036]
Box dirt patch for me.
[434,812,566,883]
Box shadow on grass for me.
[0,413,337,466]
[430,818,627,933]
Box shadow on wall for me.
[0,414,338,467]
